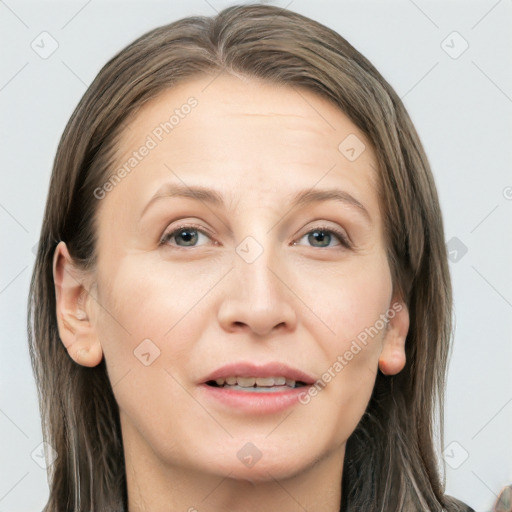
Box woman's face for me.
[59,73,408,483]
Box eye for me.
[160,224,213,248]
[294,226,350,249]
[159,223,350,249]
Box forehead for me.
[104,73,380,224]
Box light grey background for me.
[1,0,511,511]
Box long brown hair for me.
[28,4,464,510]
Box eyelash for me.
[296,225,351,249]
[159,223,351,250]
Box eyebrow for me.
[140,182,371,222]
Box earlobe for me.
[53,241,103,367]
[378,298,409,376]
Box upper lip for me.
[202,362,316,385]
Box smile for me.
[200,362,315,414]
[207,376,308,391]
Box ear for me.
[378,297,409,376]
[52,241,103,367]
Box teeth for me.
[255,377,275,387]
[237,377,256,387]
[212,376,297,387]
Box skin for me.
[53,73,409,512]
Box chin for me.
[194,436,329,483]
[216,459,310,484]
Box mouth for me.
[205,376,308,393]
[200,362,315,414]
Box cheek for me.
[92,252,227,387]
[91,255,213,439]
[296,249,392,355]
[95,256,188,384]
[294,253,391,430]
[95,253,219,341]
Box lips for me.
[210,376,303,390]
[203,362,315,390]
[200,362,316,414]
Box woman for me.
[28,4,475,511]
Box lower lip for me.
[199,384,311,414]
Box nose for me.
[217,245,298,338]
